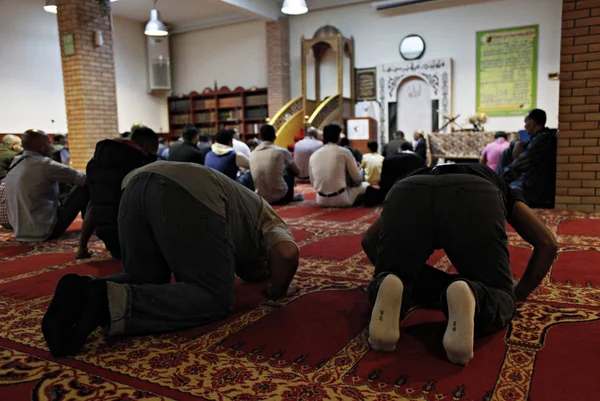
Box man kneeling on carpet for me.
[361,163,557,365]
[76,127,159,260]
[42,162,299,357]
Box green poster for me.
[476,25,538,117]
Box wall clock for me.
[399,34,426,60]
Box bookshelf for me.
[167,86,268,142]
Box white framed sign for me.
[347,119,370,140]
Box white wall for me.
[0,0,67,133]
[113,17,169,133]
[171,20,267,93]
[289,0,562,132]
[0,0,168,134]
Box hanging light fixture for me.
[281,0,308,15]
[44,0,117,14]
[44,0,57,14]
[145,0,168,37]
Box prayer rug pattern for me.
[0,186,599,401]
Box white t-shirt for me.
[233,139,251,159]
[309,144,363,194]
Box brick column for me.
[557,0,600,212]
[266,18,291,117]
[57,0,118,170]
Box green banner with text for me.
[476,25,538,117]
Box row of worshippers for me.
[0,121,558,367]
[30,139,556,368]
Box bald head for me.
[22,130,53,157]
[2,135,23,153]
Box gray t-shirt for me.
[249,141,293,203]
[122,162,296,269]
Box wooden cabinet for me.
[168,87,268,142]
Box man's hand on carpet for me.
[75,248,92,260]
[263,280,298,299]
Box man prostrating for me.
[42,162,299,357]
[361,163,557,364]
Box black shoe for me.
[42,274,108,357]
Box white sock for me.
[368,274,403,352]
[443,280,476,365]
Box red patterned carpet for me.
[1,185,600,400]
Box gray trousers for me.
[368,173,516,336]
[104,172,235,336]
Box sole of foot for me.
[368,274,403,352]
[41,274,90,357]
[443,280,476,365]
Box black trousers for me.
[368,173,516,336]
[48,185,89,240]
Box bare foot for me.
[75,248,92,260]
[443,281,476,365]
[368,274,403,352]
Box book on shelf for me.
[244,123,260,134]
[245,108,268,119]
[219,97,242,108]
[218,109,242,120]
[245,94,268,106]
[170,99,190,113]
[194,111,217,122]
[194,99,216,109]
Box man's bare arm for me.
[361,217,382,266]
[76,202,95,259]
[509,201,558,300]
[289,161,301,177]
[265,241,299,299]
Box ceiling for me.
[110,0,370,32]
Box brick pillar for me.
[557,0,600,212]
[57,0,118,170]
[266,18,291,117]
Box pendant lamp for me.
[145,0,168,37]
[44,0,57,14]
[44,0,117,14]
[281,0,308,15]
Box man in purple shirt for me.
[480,132,510,172]
[293,127,323,182]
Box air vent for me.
[147,36,171,92]
[372,0,438,10]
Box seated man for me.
[0,135,23,180]
[309,123,369,207]
[413,131,427,161]
[167,126,205,165]
[205,129,250,183]
[52,134,70,165]
[480,132,510,172]
[197,133,212,158]
[156,138,168,160]
[340,137,362,165]
[500,109,557,208]
[77,127,158,260]
[42,162,299,357]
[382,131,407,157]
[233,130,251,159]
[293,127,323,182]
[364,142,426,207]
[250,124,302,205]
[362,163,557,365]
[5,130,88,241]
[361,140,384,186]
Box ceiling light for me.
[44,0,57,14]
[282,0,308,15]
[144,0,168,36]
